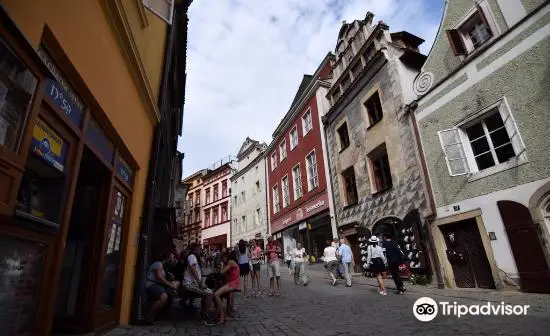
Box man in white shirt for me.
[182,243,213,324]
[292,243,308,286]
[323,240,338,286]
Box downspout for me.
[321,115,340,239]
[131,7,175,322]
[407,102,445,289]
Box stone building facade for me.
[230,137,268,247]
[177,169,208,248]
[409,0,550,292]
[322,12,434,273]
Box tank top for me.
[226,262,240,283]
[238,251,249,264]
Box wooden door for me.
[441,219,495,289]
[498,200,550,293]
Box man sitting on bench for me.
[182,243,214,326]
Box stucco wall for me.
[417,24,550,207]
[231,156,268,246]
[1,0,166,324]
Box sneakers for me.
[332,278,337,286]
[379,291,387,296]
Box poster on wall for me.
[30,118,67,172]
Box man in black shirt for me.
[381,233,406,294]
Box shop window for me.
[365,91,383,127]
[98,189,126,310]
[368,144,393,193]
[0,37,38,153]
[337,122,350,151]
[342,166,358,206]
[15,118,68,226]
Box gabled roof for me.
[236,137,261,160]
[289,75,314,111]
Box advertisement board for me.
[30,118,67,172]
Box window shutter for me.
[475,4,493,35]
[498,101,526,160]
[446,29,467,56]
[437,128,470,176]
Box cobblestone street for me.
[106,267,550,336]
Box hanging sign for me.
[30,118,67,172]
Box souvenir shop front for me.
[271,193,333,263]
[203,234,227,251]
[0,11,142,335]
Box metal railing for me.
[206,155,236,171]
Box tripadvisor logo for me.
[413,297,530,322]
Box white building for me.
[230,137,269,248]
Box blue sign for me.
[30,118,68,172]
[44,78,83,128]
[116,157,133,185]
[86,118,115,164]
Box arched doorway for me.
[372,217,401,240]
[497,200,550,293]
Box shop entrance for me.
[52,147,111,333]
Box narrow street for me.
[107,268,550,336]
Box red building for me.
[266,54,337,260]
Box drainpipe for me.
[407,102,445,289]
[321,115,340,239]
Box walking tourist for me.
[366,236,388,295]
[284,247,294,275]
[213,251,240,324]
[292,242,308,286]
[323,239,339,286]
[381,233,406,295]
[266,236,282,296]
[249,239,262,296]
[338,238,354,287]
[145,252,180,324]
[181,243,214,325]
[237,239,250,297]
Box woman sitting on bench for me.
[214,250,240,323]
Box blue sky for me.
[178,0,445,178]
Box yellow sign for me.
[31,118,66,171]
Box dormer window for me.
[447,7,493,56]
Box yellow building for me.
[0,0,190,334]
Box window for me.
[272,185,280,213]
[279,140,287,161]
[364,91,383,126]
[195,191,200,205]
[189,194,193,206]
[351,61,362,79]
[213,208,219,225]
[342,167,358,206]
[362,44,376,63]
[341,74,351,92]
[271,152,277,170]
[438,99,525,176]
[305,151,319,191]
[292,164,302,200]
[213,185,219,201]
[204,210,210,226]
[233,195,238,206]
[221,181,228,197]
[233,218,238,234]
[205,188,211,203]
[241,215,247,231]
[194,209,200,223]
[368,144,393,193]
[0,37,38,153]
[337,122,350,151]
[332,87,341,103]
[241,191,245,203]
[447,7,493,55]
[302,110,313,135]
[255,181,261,192]
[255,165,259,174]
[142,0,175,24]
[255,208,261,226]
[282,176,290,208]
[221,205,227,222]
[290,126,299,149]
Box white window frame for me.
[271,152,277,171]
[438,97,527,180]
[279,140,287,161]
[305,150,319,192]
[289,126,299,150]
[142,0,175,25]
[292,164,302,200]
[302,109,313,135]
[449,3,500,56]
[272,184,280,213]
[281,175,290,208]
[255,208,261,226]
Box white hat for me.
[368,236,379,243]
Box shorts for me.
[146,283,166,300]
[251,262,261,272]
[239,263,250,277]
[325,260,338,273]
[183,282,213,296]
[267,261,280,278]
[286,260,292,268]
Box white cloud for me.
[179,0,444,177]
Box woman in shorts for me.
[249,239,262,296]
[237,239,250,296]
[323,239,339,286]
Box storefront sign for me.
[203,234,227,246]
[115,156,133,185]
[270,193,329,233]
[30,119,67,172]
[43,78,83,128]
[86,118,115,164]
